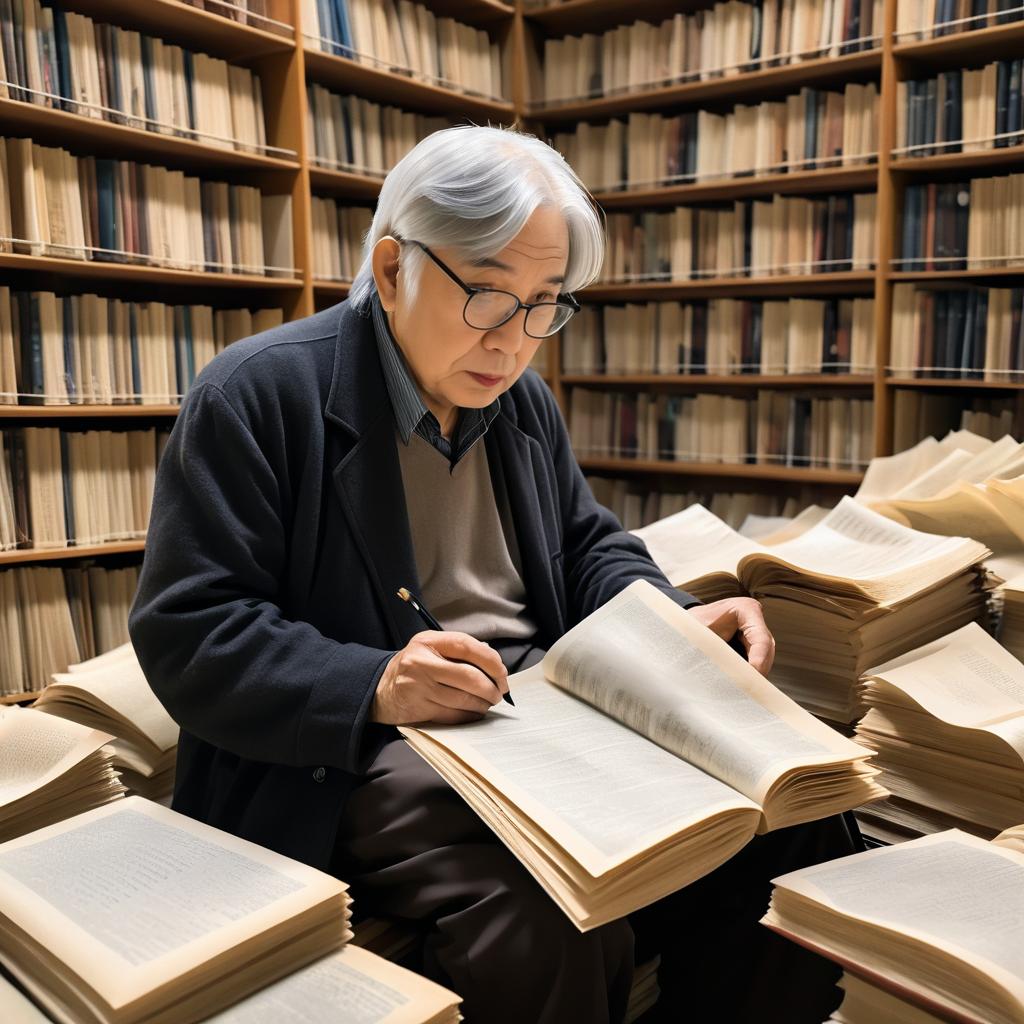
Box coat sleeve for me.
[128,382,396,773]
[531,376,702,623]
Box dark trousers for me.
[332,735,860,1024]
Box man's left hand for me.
[687,597,776,675]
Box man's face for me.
[389,206,569,413]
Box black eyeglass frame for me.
[399,238,580,339]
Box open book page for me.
[993,824,1024,854]
[403,663,761,880]
[39,650,178,753]
[885,449,976,501]
[630,504,762,589]
[862,623,1024,759]
[0,796,349,1011]
[205,945,459,1024]
[854,437,946,504]
[768,831,1024,1007]
[754,505,829,546]
[0,706,116,807]
[742,497,989,603]
[737,513,792,540]
[954,437,1024,487]
[541,580,869,806]
[940,430,994,455]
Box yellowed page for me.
[939,430,994,455]
[403,664,760,881]
[754,505,829,545]
[541,580,870,806]
[993,824,1024,854]
[831,972,957,1024]
[0,706,115,807]
[886,449,976,501]
[630,505,761,589]
[955,437,1024,487]
[205,945,459,1024]
[766,831,1024,1011]
[854,436,946,504]
[862,623,1024,759]
[0,796,349,1013]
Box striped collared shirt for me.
[369,289,500,471]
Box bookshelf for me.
[2,0,1023,701]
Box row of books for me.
[537,0,883,105]
[0,288,283,406]
[897,60,1024,156]
[551,83,879,194]
[0,426,169,551]
[893,390,1022,452]
[561,297,875,375]
[180,0,279,29]
[568,388,874,468]
[601,193,877,282]
[890,284,1024,380]
[0,0,270,154]
[898,174,1024,271]
[305,82,447,177]
[0,137,295,274]
[0,562,138,695]
[301,0,504,101]
[310,197,371,283]
[896,0,1024,39]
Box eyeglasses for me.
[399,239,579,339]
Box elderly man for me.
[129,125,858,1023]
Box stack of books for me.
[854,622,1024,843]
[1001,574,1024,662]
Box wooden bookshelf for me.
[577,458,865,485]
[0,542,147,566]
[562,374,876,388]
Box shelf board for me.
[893,20,1024,70]
[421,0,515,25]
[0,97,299,177]
[593,165,877,208]
[890,143,1024,175]
[889,267,1024,281]
[303,48,516,122]
[528,49,882,124]
[313,280,352,299]
[0,691,42,705]
[577,457,864,484]
[561,373,875,387]
[0,253,303,290]
[308,166,385,199]
[525,0,705,34]
[52,0,295,61]
[887,376,1024,390]
[0,405,182,418]
[0,541,146,566]
[580,272,876,301]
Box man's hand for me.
[687,597,776,675]
[371,631,510,726]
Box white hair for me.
[348,124,605,313]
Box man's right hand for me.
[370,631,510,725]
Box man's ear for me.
[371,236,402,313]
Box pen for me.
[396,586,515,707]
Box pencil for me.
[397,587,515,707]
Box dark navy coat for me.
[128,299,698,871]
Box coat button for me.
[313,766,326,782]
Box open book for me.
[854,622,1024,843]
[32,643,178,800]
[401,580,884,932]
[762,827,1024,1024]
[0,796,351,1024]
[0,704,125,842]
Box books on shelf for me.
[896,60,1024,156]
[898,174,1024,272]
[551,83,878,192]
[0,702,124,842]
[893,390,1023,453]
[1,563,140,696]
[762,827,1024,1024]
[600,193,877,282]
[0,0,271,154]
[568,387,874,469]
[0,137,294,274]
[401,579,884,932]
[896,0,1024,42]
[310,197,372,283]
[0,426,168,550]
[0,286,283,406]
[178,0,283,32]
[0,796,352,1024]
[302,0,505,101]
[890,284,1024,380]
[536,0,883,106]
[561,297,875,375]
[854,622,1024,842]
[32,642,177,801]
[306,83,448,177]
